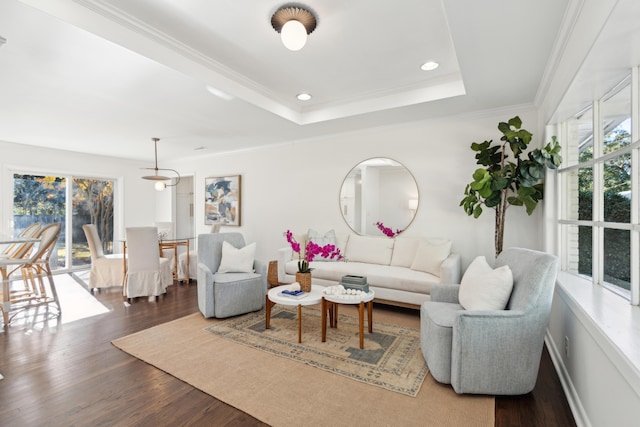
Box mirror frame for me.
[339,157,419,237]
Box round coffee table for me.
[265,285,323,343]
[321,290,375,349]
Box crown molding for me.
[19,0,470,126]
[534,0,585,109]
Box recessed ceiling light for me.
[297,93,312,101]
[205,85,234,101]
[420,61,439,71]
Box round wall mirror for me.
[339,157,419,237]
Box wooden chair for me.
[0,223,62,325]
[0,222,41,260]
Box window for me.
[557,74,637,302]
[12,174,115,272]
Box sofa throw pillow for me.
[390,237,420,267]
[217,241,256,273]
[345,234,394,265]
[458,256,513,311]
[410,240,452,276]
[335,233,350,257]
[307,229,337,262]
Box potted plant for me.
[284,230,344,291]
[460,116,562,257]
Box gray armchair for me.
[420,247,559,395]
[197,233,266,318]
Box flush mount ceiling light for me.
[421,61,439,71]
[296,93,312,101]
[141,137,181,191]
[271,5,317,51]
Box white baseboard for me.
[545,332,592,427]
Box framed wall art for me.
[204,175,241,226]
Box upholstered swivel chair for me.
[83,224,125,290]
[124,227,172,300]
[197,232,266,318]
[420,247,559,395]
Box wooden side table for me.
[265,285,323,343]
[321,290,375,349]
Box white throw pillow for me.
[217,241,256,273]
[458,256,514,311]
[410,240,452,276]
[345,234,394,265]
[335,233,350,257]
[390,237,420,267]
[307,229,337,261]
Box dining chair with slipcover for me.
[197,232,266,318]
[178,222,221,281]
[83,224,125,290]
[420,247,559,395]
[123,226,172,301]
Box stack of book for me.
[340,275,369,293]
[279,289,307,300]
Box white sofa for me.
[277,232,461,308]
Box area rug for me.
[205,305,427,396]
[112,308,494,427]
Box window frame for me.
[10,168,120,273]
[556,68,640,305]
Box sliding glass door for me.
[12,173,115,271]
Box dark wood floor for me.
[0,274,576,427]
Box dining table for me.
[121,236,195,283]
[158,236,195,282]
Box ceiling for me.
[0,0,570,163]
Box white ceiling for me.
[0,0,570,163]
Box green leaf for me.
[475,145,501,166]
[485,191,502,207]
[478,184,493,198]
[472,168,488,181]
[508,116,522,129]
[471,141,491,152]
[528,164,544,180]
[541,136,563,168]
[473,205,483,218]
[517,186,539,214]
[507,196,523,206]
[517,128,532,145]
[491,177,509,191]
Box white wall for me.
[174,108,544,270]
[0,140,158,242]
[535,1,640,424]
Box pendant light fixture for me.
[271,5,317,51]
[141,137,180,191]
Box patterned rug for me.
[204,305,428,396]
